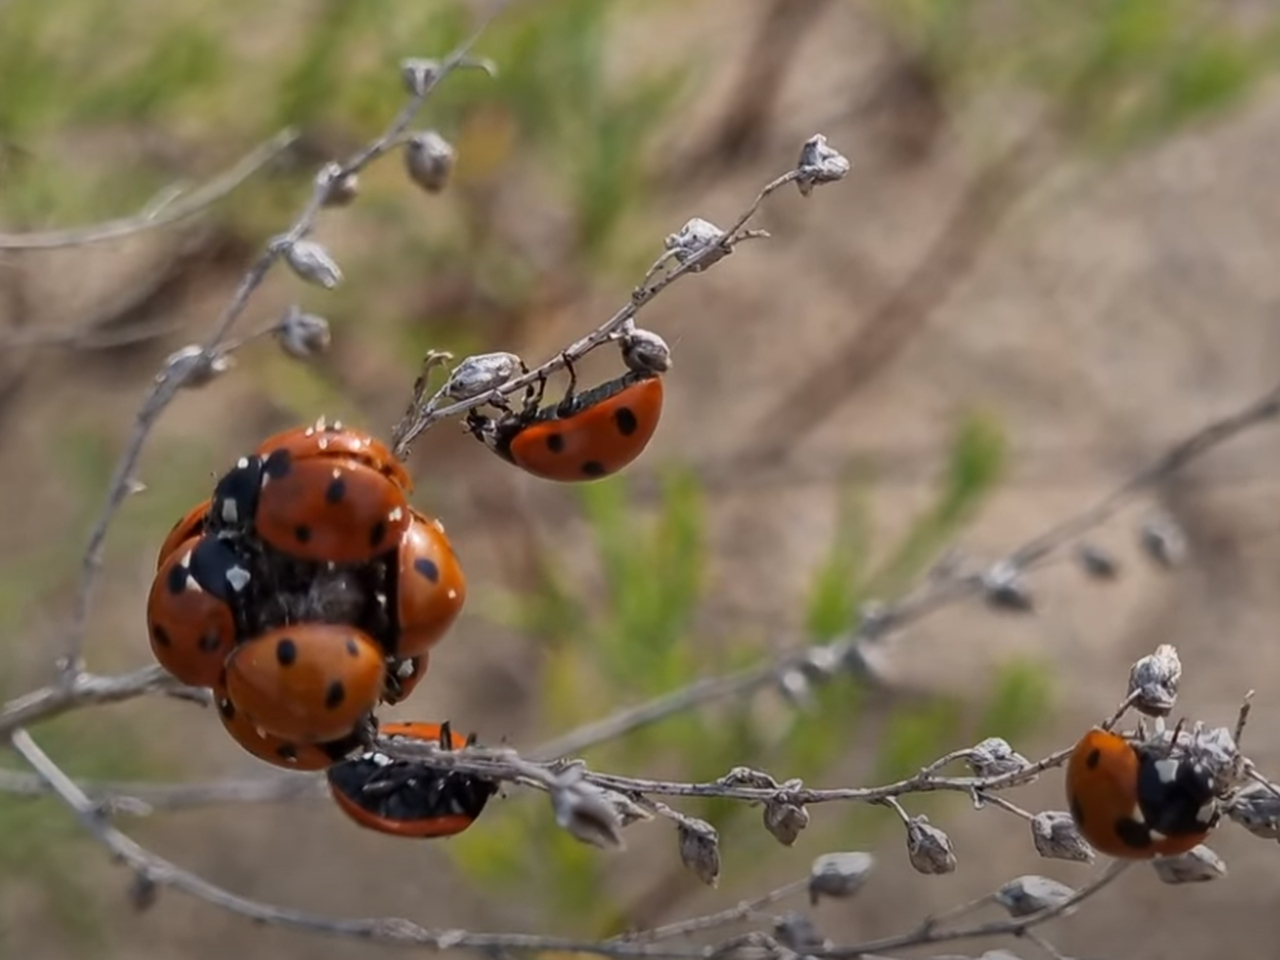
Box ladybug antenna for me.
[465,732,478,747]
[1168,717,1187,757]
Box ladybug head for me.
[208,455,265,535]
[1137,749,1221,837]
[464,409,519,464]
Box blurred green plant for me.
[450,410,1051,936]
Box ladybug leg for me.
[439,720,454,750]
[555,354,578,417]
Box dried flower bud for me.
[443,352,523,402]
[317,162,359,207]
[678,818,721,887]
[401,58,442,96]
[600,791,653,828]
[160,345,232,389]
[620,327,672,374]
[804,643,842,677]
[808,851,874,904]
[773,913,828,952]
[719,767,779,789]
[129,871,158,912]
[549,769,624,850]
[665,217,728,272]
[1184,724,1240,786]
[1127,643,1181,718]
[905,816,957,875]
[283,239,342,289]
[981,561,1033,612]
[1227,782,1280,840]
[1152,845,1226,884]
[764,797,810,846]
[1076,542,1119,579]
[1031,811,1094,863]
[994,876,1076,917]
[405,131,455,194]
[1140,513,1187,568]
[967,737,1032,780]
[856,599,891,638]
[776,667,813,708]
[796,133,851,197]
[275,306,332,359]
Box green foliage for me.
[451,411,1041,932]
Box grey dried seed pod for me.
[981,561,1034,612]
[773,912,828,952]
[795,133,851,197]
[400,57,442,96]
[620,327,672,374]
[160,345,232,389]
[404,131,456,194]
[808,851,875,905]
[1152,845,1227,884]
[764,797,810,846]
[804,643,842,677]
[275,306,332,359]
[317,162,359,207]
[776,667,814,708]
[967,737,1033,779]
[283,239,342,289]
[994,876,1076,918]
[549,771,624,850]
[1076,542,1119,579]
[1140,512,1188,568]
[905,816,957,874]
[1127,643,1181,717]
[677,818,721,887]
[1031,811,1095,863]
[719,767,779,789]
[443,352,524,402]
[1227,782,1280,840]
[856,599,891,638]
[665,217,728,272]
[129,871,158,912]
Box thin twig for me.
[0,130,298,250]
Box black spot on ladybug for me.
[277,744,299,762]
[1115,817,1152,849]
[1069,793,1084,828]
[369,521,387,548]
[325,681,346,709]
[276,638,298,666]
[581,460,606,477]
[414,558,440,584]
[295,525,313,544]
[614,407,638,436]
[345,638,359,657]
[546,433,565,453]
[198,631,222,653]
[166,563,188,595]
[153,626,172,648]
[325,477,347,504]
[263,449,293,479]
[218,699,235,721]
[1085,748,1101,770]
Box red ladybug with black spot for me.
[1065,727,1221,859]
[326,721,497,838]
[255,416,413,494]
[386,508,467,658]
[156,498,211,571]
[466,367,664,482]
[222,623,386,743]
[147,534,252,688]
[213,673,365,770]
[207,446,411,566]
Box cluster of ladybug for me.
[1065,728,1222,859]
[147,418,494,837]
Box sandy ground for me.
[4,2,1280,958]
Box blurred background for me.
[3,0,1280,957]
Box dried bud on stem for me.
[994,876,1076,917]
[160,345,232,389]
[763,794,810,846]
[443,352,524,402]
[967,737,1032,780]
[1127,644,1181,718]
[1031,811,1094,863]
[405,131,456,194]
[400,58,442,97]
[808,851,874,905]
[275,306,332,359]
[282,239,342,289]
[795,134,850,197]
[1140,512,1188,568]
[1151,845,1226,884]
[1227,782,1280,841]
[317,162,359,207]
[619,326,672,374]
[905,815,957,875]
[981,561,1034,612]
[677,818,721,887]
[549,768,624,850]
[1076,542,1119,579]
[665,217,728,272]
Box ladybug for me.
[326,721,497,838]
[382,654,428,706]
[466,368,664,482]
[1065,727,1220,859]
[388,509,466,658]
[147,535,251,688]
[213,676,364,771]
[223,623,386,743]
[208,451,411,565]
[256,416,413,494]
[156,498,210,571]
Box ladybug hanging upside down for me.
[464,357,665,483]
[1065,727,1222,859]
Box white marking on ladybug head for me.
[396,661,416,679]
[1154,758,1180,784]
[220,500,239,524]
[1197,801,1217,824]
[225,566,251,592]
[370,752,393,767]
